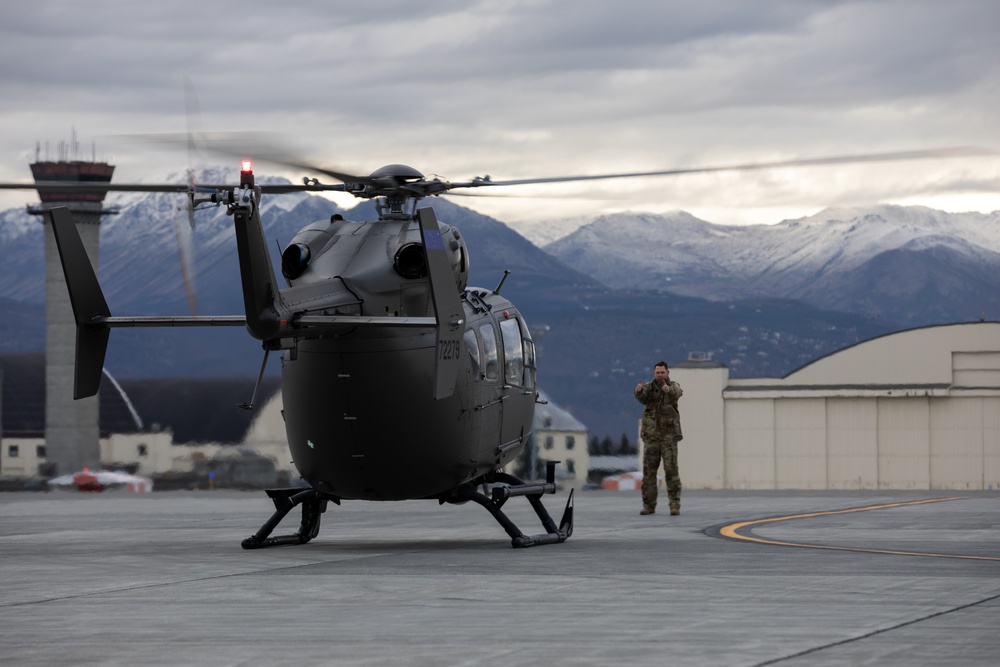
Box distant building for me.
[508,389,589,489]
[0,353,285,485]
[2,352,595,491]
[588,455,639,482]
[1,353,139,477]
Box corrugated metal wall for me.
[672,325,1000,490]
[711,395,1000,490]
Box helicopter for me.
[3,144,992,549]
[39,160,576,549]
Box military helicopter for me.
[2,144,991,549]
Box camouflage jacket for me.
[634,379,684,442]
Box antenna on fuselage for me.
[494,270,511,294]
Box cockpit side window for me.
[522,331,536,391]
[479,323,499,382]
[499,317,524,386]
[463,328,481,381]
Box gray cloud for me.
[1,0,998,226]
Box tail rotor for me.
[173,173,198,315]
[172,75,206,315]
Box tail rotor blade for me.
[172,198,198,315]
[174,75,203,315]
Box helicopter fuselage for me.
[283,296,535,499]
[278,212,537,500]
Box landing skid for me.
[241,488,332,549]
[240,462,574,550]
[448,461,575,548]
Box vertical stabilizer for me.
[47,206,110,399]
[418,207,465,399]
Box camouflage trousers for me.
[641,438,681,511]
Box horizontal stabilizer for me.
[293,315,435,328]
[100,316,246,328]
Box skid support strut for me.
[241,488,333,549]
[452,461,574,548]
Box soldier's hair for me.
[654,360,668,370]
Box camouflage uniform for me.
[634,379,683,513]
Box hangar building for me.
[669,322,1000,490]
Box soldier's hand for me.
[635,381,643,392]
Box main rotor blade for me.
[0,182,198,193]
[8,142,993,201]
[469,146,1000,188]
[109,131,371,185]
[0,180,346,195]
[443,190,614,200]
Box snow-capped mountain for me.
[544,205,1000,324]
[98,168,324,313]
[2,180,990,439]
[0,168,335,313]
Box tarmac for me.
[0,488,997,666]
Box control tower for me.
[27,143,117,475]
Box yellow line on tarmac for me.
[719,497,1000,561]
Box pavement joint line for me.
[0,547,441,609]
[748,590,1000,667]
[0,567,292,610]
[713,496,1000,561]
[1,526,533,611]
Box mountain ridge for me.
[544,204,1000,324]
[2,181,989,438]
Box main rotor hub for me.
[366,164,431,219]
[369,164,424,182]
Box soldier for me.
[633,361,684,516]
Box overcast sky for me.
[2,0,999,230]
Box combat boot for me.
[669,506,680,516]
[640,506,655,515]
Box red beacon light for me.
[239,160,255,188]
